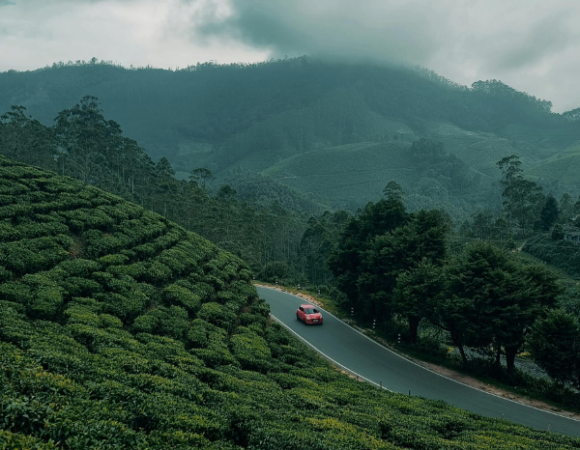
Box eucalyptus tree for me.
[497,155,544,237]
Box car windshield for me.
[305,308,318,314]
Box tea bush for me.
[1,156,579,449]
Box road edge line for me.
[269,313,393,392]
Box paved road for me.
[257,286,580,437]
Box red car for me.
[296,304,323,325]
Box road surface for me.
[257,286,580,437]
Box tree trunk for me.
[495,345,501,367]
[505,344,518,372]
[457,344,468,366]
[451,332,468,365]
[408,315,420,343]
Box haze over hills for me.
[1,57,579,213]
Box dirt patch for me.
[255,283,580,421]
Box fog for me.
[1,0,579,111]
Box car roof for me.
[300,304,316,309]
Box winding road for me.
[257,286,580,437]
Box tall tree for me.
[559,193,574,221]
[0,106,56,170]
[394,260,443,343]
[497,155,544,236]
[357,209,448,322]
[329,194,410,317]
[54,96,122,184]
[190,167,214,191]
[383,181,404,201]
[529,309,580,388]
[435,241,560,369]
[300,211,349,285]
[539,193,559,230]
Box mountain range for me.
[1,57,579,215]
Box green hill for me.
[262,142,415,204]
[260,141,485,218]
[1,156,579,448]
[3,58,578,216]
[1,58,577,176]
[526,147,580,192]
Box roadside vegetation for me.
[260,160,580,414]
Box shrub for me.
[230,329,272,371]
[95,291,148,323]
[98,253,129,267]
[21,274,64,320]
[133,306,189,340]
[162,284,201,313]
[143,261,172,284]
[198,302,237,332]
[57,259,101,277]
[0,430,59,449]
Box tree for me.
[329,196,410,318]
[559,193,574,221]
[539,194,558,230]
[300,211,349,285]
[394,260,443,343]
[497,155,544,236]
[574,195,580,217]
[0,106,56,170]
[190,167,214,191]
[498,262,560,371]
[54,96,123,184]
[383,181,404,201]
[529,310,580,388]
[435,241,560,369]
[357,209,448,322]
[435,242,508,365]
[217,185,237,202]
[552,224,564,240]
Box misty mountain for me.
[1,57,579,212]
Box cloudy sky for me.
[0,0,579,112]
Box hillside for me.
[1,59,578,174]
[261,141,484,217]
[1,157,580,448]
[525,144,580,192]
[2,58,579,215]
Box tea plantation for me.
[0,156,579,449]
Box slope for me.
[1,156,580,448]
[525,145,580,191]
[261,141,485,217]
[261,142,414,205]
[1,58,576,178]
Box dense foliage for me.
[3,157,579,448]
[329,189,562,371]
[524,235,580,278]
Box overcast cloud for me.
[0,0,579,112]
